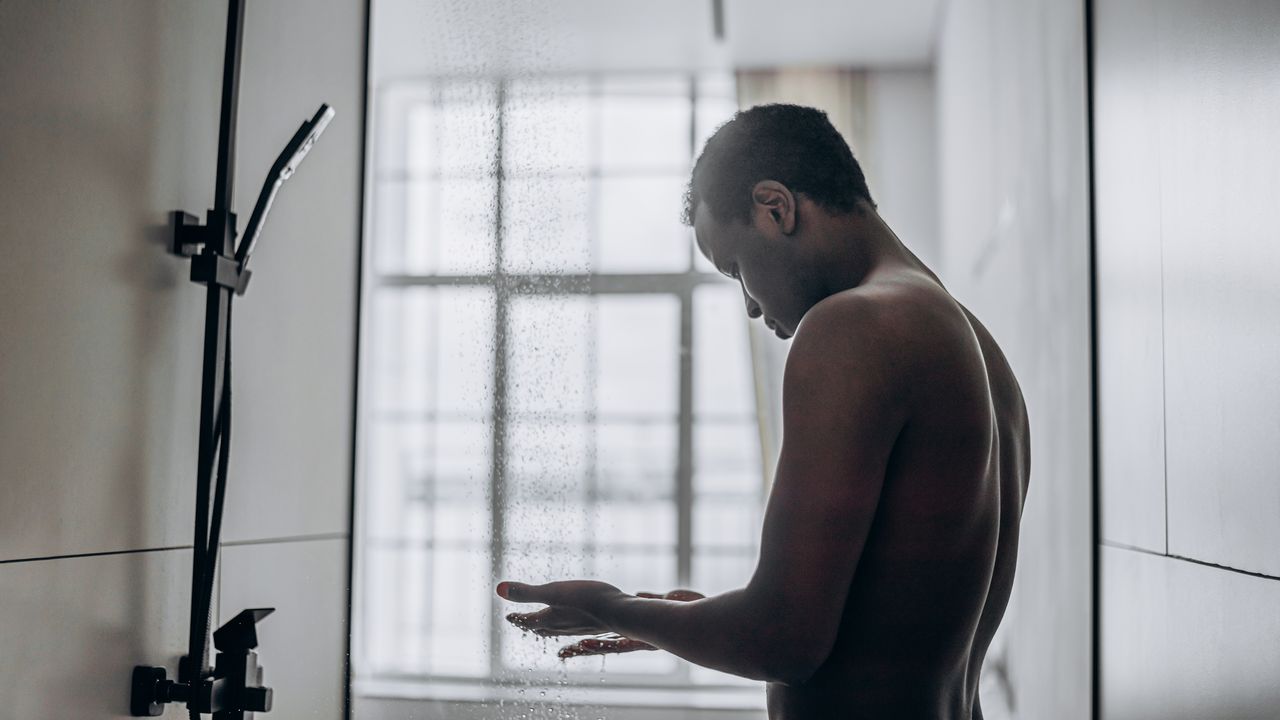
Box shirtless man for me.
[497,104,1030,719]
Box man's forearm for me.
[595,588,815,685]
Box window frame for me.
[355,72,766,703]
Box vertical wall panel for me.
[0,1,364,716]
[1101,547,1280,719]
[936,0,1093,717]
[1096,2,1280,716]
[1156,0,1280,577]
[221,539,349,719]
[1093,0,1167,553]
[864,69,940,271]
[223,0,364,543]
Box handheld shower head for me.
[282,104,335,180]
[235,103,336,269]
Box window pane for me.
[405,99,437,176]
[592,500,676,546]
[596,419,677,500]
[595,175,691,272]
[500,175,591,273]
[427,546,492,676]
[691,549,756,599]
[369,287,496,415]
[694,421,760,483]
[694,284,757,417]
[372,179,437,275]
[505,501,590,546]
[438,81,499,174]
[694,496,761,548]
[694,72,738,154]
[374,84,432,175]
[595,295,680,416]
[503,77,591,173]
[505,418,590,489]
[507,295,593,414]
[437,177,497,273]
[362,544,430,674]
[364,419,491,543]
[598,76,692,171]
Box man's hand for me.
[556,589,705,658]
[497,581,703,659]
[498,580,622,637]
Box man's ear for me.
[750,180,797,236]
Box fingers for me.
[504,605,605,637]
[497,580,556,604]
[558,636,656,659]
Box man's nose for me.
[742,286,763,319]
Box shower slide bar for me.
[129,0,334,717]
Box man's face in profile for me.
[693,200,805,340]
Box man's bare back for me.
[765,269,1030,719]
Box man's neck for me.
[817,208,934,294]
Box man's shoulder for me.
[793,275,960,360]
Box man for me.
[497,104,1030,719]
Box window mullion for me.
[677,286,694,589]
[487,79,508,680]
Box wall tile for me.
[0,0,222,562]
[1156,0,1280,577]
[1093,0,1167,553]
[220,538,349,720]
[0,549,195,717]
[221,0,364,543]
[1101,546,1280,719]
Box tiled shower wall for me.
[1094,1,1280,717]
[0,1,365,716]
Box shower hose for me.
[188,292,235,719]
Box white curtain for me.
[734,68,871,490]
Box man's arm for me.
[502,295,909,685]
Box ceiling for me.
[372,0,945,80]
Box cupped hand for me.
[554,589,705,659]
[497,579,624,638]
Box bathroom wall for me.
[934,0,1093,718]
[0,1,365,716]
[1093,1,1280,716]
[865,68,940,272]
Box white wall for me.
[0,1,365,716]
[1094,1,1280,716]
[865,68,940,270]
[934,0,1093,718]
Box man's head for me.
[684,104,875,339]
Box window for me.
[356,73,764,704]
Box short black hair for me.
[683,103,875,226]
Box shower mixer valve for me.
[131,608,275,717]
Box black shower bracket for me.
[170,209,252,295]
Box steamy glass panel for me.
[358,67,758,707]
